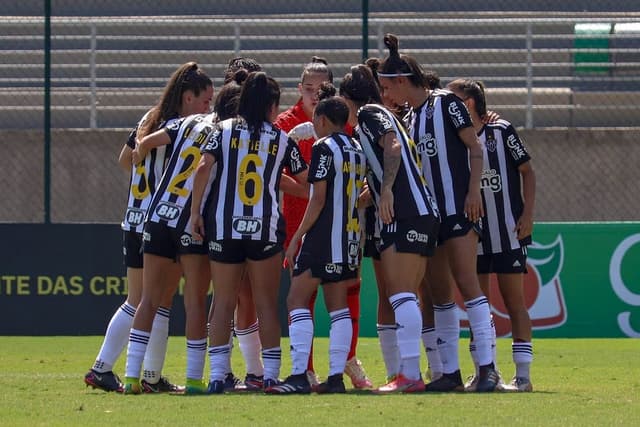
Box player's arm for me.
[118,145,133,172]
[190,152,216,241]
[516,161,536,240]
[284,180,327,270]
[458,126,484,222]
[379,131,401,224]
[280,173,309,199]
[133,129,171,165]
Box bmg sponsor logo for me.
[481,169,502,192]
[417,133,437,157]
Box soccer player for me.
[376,33,499,392]
[190,71,307,393]
[341,64,440,393]
[267,96,366,394]
[122,82,217,394]
[448,79,536,392]
[84,62,212,393]
[275,57,371,389]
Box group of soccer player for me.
[84,32,535,396]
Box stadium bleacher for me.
[1,3,639,129]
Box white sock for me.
[186,338,207,381]
[208,344,231,382]
[434,302,460,374]
[513,342,533,379]
[469,333,479,376]
[289,309,313,375]
[377,324,400,378]
[389,292,422,380]
[422,326,443,378]
[465,296,493,367]
[262,347,281,381]
[125,328,150,379]
[235,321,264,376]
[93,302,136,373]
[328,308,352,376]
[143,306,170,384]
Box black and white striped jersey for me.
[145,112,217,233]
[202,118,307,243]
[121,110,175,233]
[299,132,366,265]
[477,120,532,254]
[357,104,439,221]
[407,89,474,217]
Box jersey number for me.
[131,163,150,199]
[345,177,364,233]
[167,146,201,197]
[238,154,263,206]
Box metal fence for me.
[1,1,639,223]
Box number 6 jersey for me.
[202,118,307,243]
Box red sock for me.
[306,289,318,372]
[346,279,361,360]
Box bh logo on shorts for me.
[457,235,567,337]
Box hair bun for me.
[311,56,328,65]
[233,68,248,85]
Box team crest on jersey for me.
[125,208,145,226]
[155,202,182,221]
[232,217,262,234]
[314,154,331,179]
[485,135,497,152]
[425,106,435,119]
[418,133,437,157]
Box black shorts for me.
[438,214,481,245]
[293,254,359,283]
[379,214,439,257]
[477,247,528,274]
[123,230,144,269]
[363,237,381,260]
[208,239,282,263]
[142,221,207,260]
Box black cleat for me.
[141,376,184,393]
[316,374,346,394]
[424,370,465,392]
[476,365,499,392]
[264,374,311,394]
[84,369,123,392]
[223,372,247,392]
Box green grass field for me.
[0,337,638,426]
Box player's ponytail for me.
[339,64,382,106]
[238,71,280,133]
[379,33,429,89]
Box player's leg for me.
[419,274,443,382]
[235,271,264,390]
[344,276,373,389]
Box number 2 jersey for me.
[201,117,307,243]
[121,110,174,233]
[477,119,532,254]
[300,132,366,266]
[145,112,217,234]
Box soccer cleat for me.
[424,370,465,392]
[344,358,373,389]
[502,376,533,392]
[315,374,346,394]
[306,370,321,391]
[244,373,264,391]
[207,379,225,394]
[123,377,142,395]
[374,374,425,394]
[223,372,247,392]
[84,369,123,393]
[141,376,184,393]
[264,374,311,395]
[464,374,478,392]
[183,379,209,395]
[262,377,283,391]
[476,365,500,392]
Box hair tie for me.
[377,72,414,78]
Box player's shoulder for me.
[486,118,515,131]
